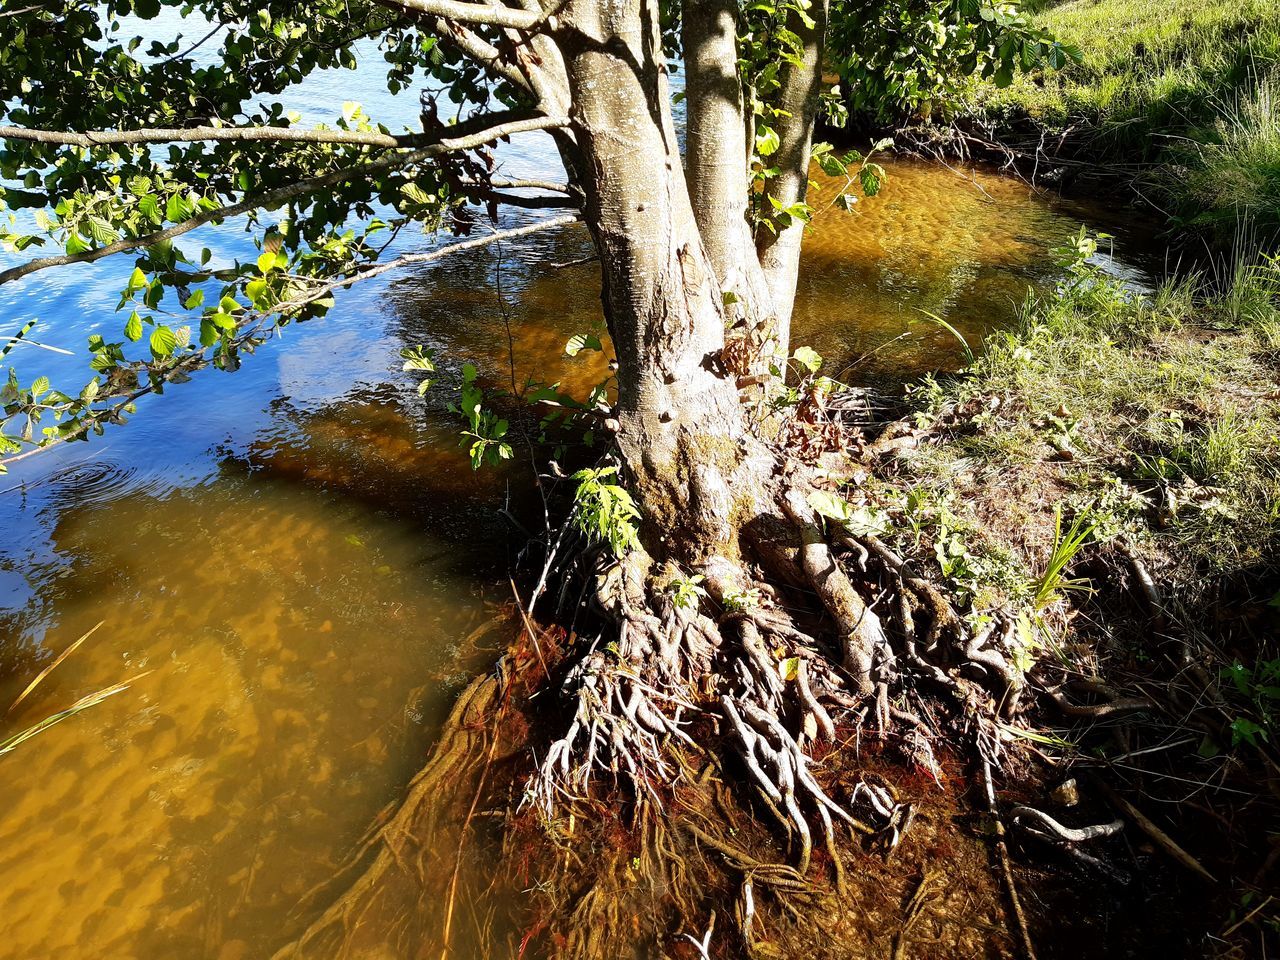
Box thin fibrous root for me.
[528,648,700,816]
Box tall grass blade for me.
[0,671,151,757]
[915,308,976,364]
[6,620,105,717]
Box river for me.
[0,15,1158,959]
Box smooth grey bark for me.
[680,0,773,315]
[755,0,830,357]
[559,0,757,564]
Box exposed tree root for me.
[259,382,1274,958]
[522,443,1039,942]
[271,660,517,960]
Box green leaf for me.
[138,194,162,224]
[755,126,780,157]
[149,324,178,358]
[165,193,192,223]
[791,345,822,373]
[124,311,143,341]
[199,318,219,347]
[245,278,269,307]
[85,216,119,245]
[808,489,852,524]
[565,333,603,357]
[65,232,90,256]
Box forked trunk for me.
[559,0,766,568]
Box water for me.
[0,21,1157,958]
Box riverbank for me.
[942,0,1280,244]
[266,237,1280,958]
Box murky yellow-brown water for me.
[0,464,510,959]
[0,156,1154,959]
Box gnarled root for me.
[528,551,714,815]
[527,465,1037,919]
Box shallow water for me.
[0,27,1158,959]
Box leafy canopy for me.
[0,0,1061,472]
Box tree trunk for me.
[755,0,830,356]
[559,0,764,568]
[681,0,777,352]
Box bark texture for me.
[559,0,759,564]
[755,0,830,352]
[681,0,777,348]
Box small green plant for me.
[1222,657,1279,748]
[808,489,891,537]
[722,586,763,613]
[1032,506,1098,610]
[399,345,436,395]
[570,465,641,557]
[453,363,513,469]
[665,574,707,611]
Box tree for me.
[0,0,1064,885]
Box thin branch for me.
[159,22,228,65]
[0,113,569,288]
[0,0,87,17]
[431,16,533,93]
[488,193,578,208]
[468,189,580,209]
[0,337,74,355]
[377,0,542,29]
[0,214,580,473]
[0,121,530,150]
[465,176,571,193]
[272,213,581,313]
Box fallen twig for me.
[982,758,1038,960]
[1088,775,1217,884]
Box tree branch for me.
[0,214,581,473]
[0,0,83,17]
[273,213,581,314]
[456,176,579,208]
[377,0,541,30]
[430,16,535,94]
[0,113,570,288]
[0,120,536,150]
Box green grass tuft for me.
[970,0,1280,242]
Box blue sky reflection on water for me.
[0,10,578,631]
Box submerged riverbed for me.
[0,39,1158,958]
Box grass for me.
[911,243,1280,583]
[861,237,1280,801]
[980,0,1280,143]
[1156,78,1280,239]
[966,0,1280,242]
[0,621,144,758]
